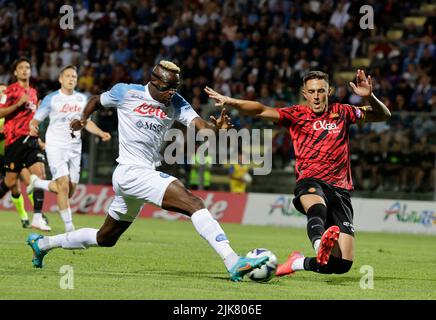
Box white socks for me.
[314,239,321,253]
[32,212,42,223]
[34,177,51,192]
[292,257,305,271]
[190,209,239,270]
[38,228,98,251]
[60,208,75,232]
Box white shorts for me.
[107,164,177,222]
[45,144,81,183]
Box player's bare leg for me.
[21,168,51,226]
[27,214,132,268]
[96,215,132,247]
[162,179,268,281]
[27,161,51,231]
[331,233,354,261]
[46,175,75,232]
[277,194,348,276]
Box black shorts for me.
[293,178,355,236]
[4,136,45,173]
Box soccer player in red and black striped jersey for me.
[0,57,51,231]
[205,69,391,277]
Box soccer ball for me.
[246,248,278,282]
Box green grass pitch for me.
[1,210,435,300]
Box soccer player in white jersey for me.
[26,60,268,282]
[27,65,111,232]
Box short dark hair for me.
[303,71,329,85]
[13,57,31,71]
[60,65,77,75]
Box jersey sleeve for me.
[172,93,199,127]
[100,83,129,108]
[0,87,13,108]
[277,106,298,127]
[342,103,367,124]
[0,94,6,105]
[34,93,53,121]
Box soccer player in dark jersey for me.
[0,57,51,231]
[205,69,391,276]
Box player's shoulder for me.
[72,91,88,102]
[110,83,145,93]
[332,102,354,110]
[41,90,60,102]
[331,102,366,120]
[29,85,37,93]
[280,104,309,115]
[5,82,19,94]
[171,93,190,109]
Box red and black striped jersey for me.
[277,103,365,190]
[0,82,38,146]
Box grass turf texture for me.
[0,211,435,300]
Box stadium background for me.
[1,0,434,201]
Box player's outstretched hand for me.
[100,131,111,142]
[349,69,372,98]
[204,86,228,108]
[210,108,234,130]
[70,119,86,131]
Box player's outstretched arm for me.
[349,69,391,122]
[193,108,234,132]
[84,119,112,142]
[204,86,280,122]
[71,95,102,130]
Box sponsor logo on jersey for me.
[159,173,170,178]
[136,120,163,133]
[313,120,340,133]
[134,103,167,119]
[60,103,81,113]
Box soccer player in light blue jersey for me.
[27,60,268,282]
[27,65,111,232]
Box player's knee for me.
[5,176,18,189]
[58,182,69,194]
[333,259,353,274]
[68,188,75,198]
[97,238,118,247]
[68,183,76,198]
[96,232,118,247]
[186,195,205,214]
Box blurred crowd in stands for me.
[0,0,434,192]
